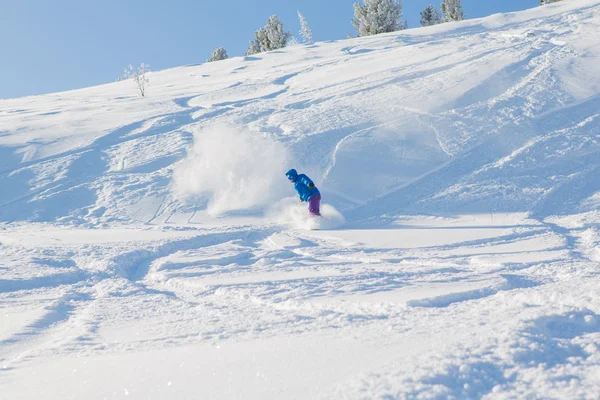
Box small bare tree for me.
[122,63,150,97]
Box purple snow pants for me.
[308,194,321,217]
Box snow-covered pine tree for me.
[246,40,261,56]
[207,47,228,62]
[441,0,465,22]
[246,15,291,55]
[287,36,299,47]
[420,5,442,26]
[298,11,313,44]
[352,0,406,37]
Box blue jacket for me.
[286,169,320,202]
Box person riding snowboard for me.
[286,169,321,217]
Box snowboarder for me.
[286,169,321,217]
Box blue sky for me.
[1,0,539,99]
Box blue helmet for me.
[286,169,298,182]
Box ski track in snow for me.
[1,1,600,398]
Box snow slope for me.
[1,0,600,398]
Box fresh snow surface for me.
[1,1,600,398]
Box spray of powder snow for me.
[268,197,346,230]
[172,124,290,216]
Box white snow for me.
[1,0,600,398]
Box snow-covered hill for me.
[1,1,600,398]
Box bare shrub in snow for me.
[207,47,228,62]
[246,15,291,55]
[352,0,406,37]
[540,0,563,4]
[122,63,150,97]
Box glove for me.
[300,199,304,202]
